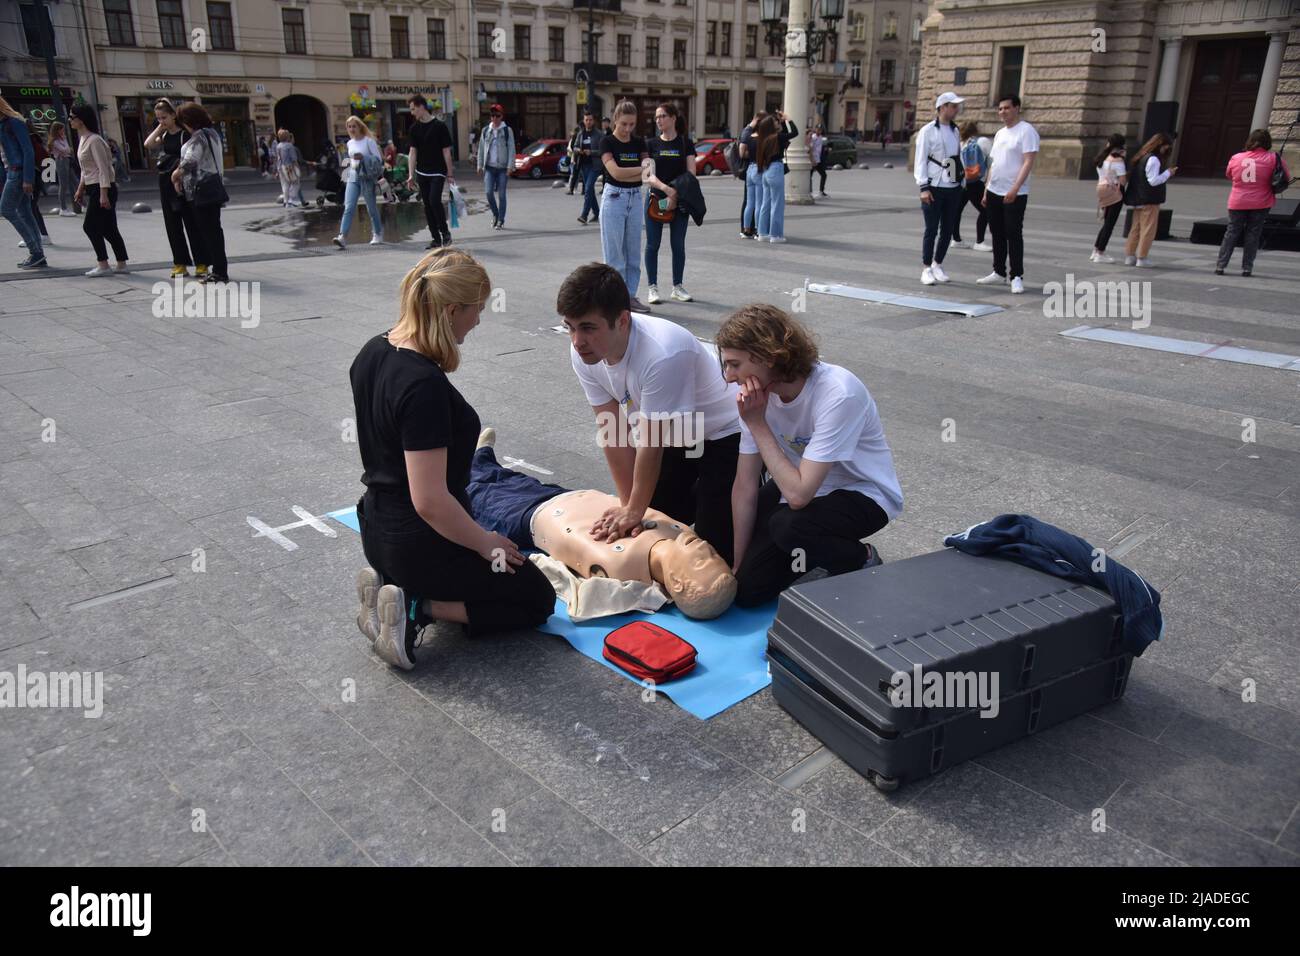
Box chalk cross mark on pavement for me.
[247,506,339,551]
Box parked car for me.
[512,139,567,179]
[694,138,733,175]
[822,135,858,168]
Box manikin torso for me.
[530,490,687,583]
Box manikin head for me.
[652,532,736,620]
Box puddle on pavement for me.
[245,195,493,248]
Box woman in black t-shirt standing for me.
[598,100,650,312]
[643,102,696,306]
[142,98,203,278]
[349,248,556,669]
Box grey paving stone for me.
[1211,633,1300,718]
[644,773,905,867]
[973,735,1126,815]
[680,686,823,780]
[1102,783,1298,867]
[791,752,932,835]
[478,788,650,866]
[873,762,1176,866]
[20,492,120,551]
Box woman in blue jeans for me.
[752,115,793,243]
[332,116,384,249]
[598,100,650,310]
[643,102,696,305]
[1,96,45,269]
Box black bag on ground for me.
[767,547,1131,791]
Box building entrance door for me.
[1179,37,1269,178]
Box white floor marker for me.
[1061,325,1300,371]
[502,456,554,475]
[248,506,339,551]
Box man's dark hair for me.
[557,262,630,327]
[407,94,428,109]
[998,94,1021,109]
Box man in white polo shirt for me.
[977,94,1039,294]
[558,262,741,565]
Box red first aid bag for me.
[602,621,697,683]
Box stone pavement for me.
[1,160,1298,866]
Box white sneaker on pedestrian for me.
[1093,252,1115,263]
[1124,255,1137,266]
[738,230,750,239]
[1135,258,1153,268]
[671,285,692,302]
[1010,276,1025,294]
[930,262,950,283]
[976,271,1006,285]
[769,236,787,243]
[17,240,24,248]
[921,266,936,286]
[355,567,382,644]
[58,209,75,217]
[949,239,967,249]
[332,234,346,249]
[84,265,112,277]
[374,584,414,671]
[369,235,383,245]
[972,241,993,252]
[646,284,662,305]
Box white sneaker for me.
[930,262,950,283]
[671,285,693,302]
[374,584,414,671]
[921,266,936,286]
[48,207,61,215]
[113,263,129,274]
[1135,258,1154,268]
[976,271,1006,285]
[355,567,382,644]
[949,239,967,249]
[84,265,112,277]
[17,240,24,248]
[1010,277,1025,294]
[1124,255,1137,266]
[369,235,383,245]
[1093,253,1115,263]
[332,234,346,249]
[58,209,75,217]
[646,284,662,305]
[972,241,993,252]
[769,236,787,243]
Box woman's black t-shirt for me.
[646,134,694,198]
[156,129,187,174]
[349,333,481,517]
[600,133,647,180]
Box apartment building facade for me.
[0,0,99,136]
[838,0,928,138]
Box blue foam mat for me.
[328,503,775,719]
[539,597,777,720]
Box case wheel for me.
[870,772,900,793]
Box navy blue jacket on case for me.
[944,513,1164,656]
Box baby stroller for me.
[314,147,344,205]
[381,155,415,203]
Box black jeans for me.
[1216,207,1268,273]
[735,480,889,608]
[644,205,688,286]
[955,179,986,243]
[1095,201,1123,253]
[920,185,961,265]
[416,173,449,242]
[159,172,199,266]
[358,490,556,638]
[650,432,740,567]
[30,192,47,237]
[191,201,227,277]
[986,191,1028,279]
[82,184,128,262]
[810,160,827,193]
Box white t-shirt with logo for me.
[737,362,903,518]
[986,120,1040,197]
[571,313,740,442]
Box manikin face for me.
[719,348,775,388]
[447,301,485,344]
[658,531,736,620]
[564,311,627,365]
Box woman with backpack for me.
[1091,134,1127,263]
[333,115,385,249]
[1123,133,1177,268]
[1215,129,1291,277]
[952,120,992,251]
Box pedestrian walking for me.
[46,121,77,216]
[1090,134,1127,263]
[144,98,204,278]
[808,125,828,196]
[574,111,601,224]
[1123,132,1176,268]
[405,94,455,249]
[598,100,650,310]
[68,105,128,276]
[1,95,45,268]
[275,129,304,207]
[475,103,514,230]
[172,102,229,283]
[333,115,385,249]
[1215,128,1290,277]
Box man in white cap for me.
[913,92,965,287]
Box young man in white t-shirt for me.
[559,262,741,564]
[977,94,1039,294]
[717,304,903,607]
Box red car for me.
[695,138,733,175]
[512,139,568,179]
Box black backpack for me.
[725,138,745,179]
